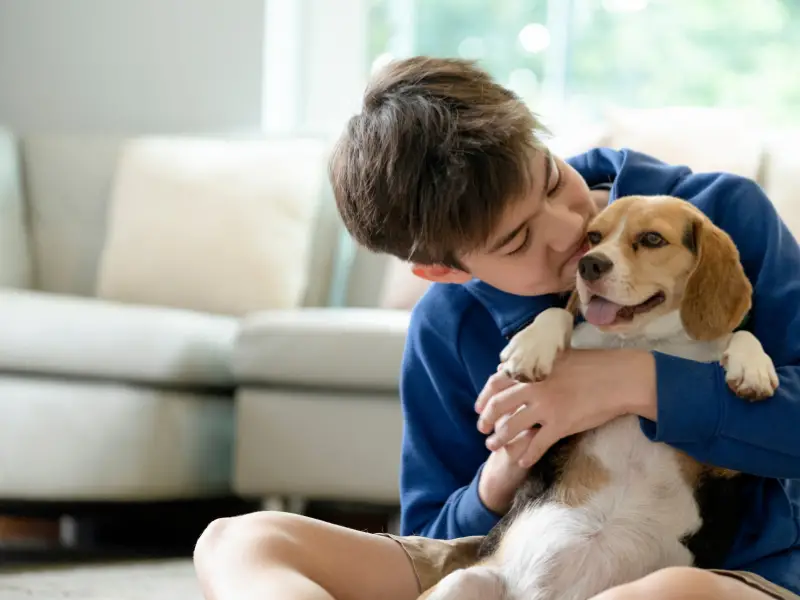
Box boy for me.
[193,57,800,600]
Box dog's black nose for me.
[578,254,613,282]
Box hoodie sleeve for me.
[398,292,504,538]
[639,175,800,478]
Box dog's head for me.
[572,195,751,340]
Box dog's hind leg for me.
[418,565,507,600]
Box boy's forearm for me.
[402,464,502,539]
[617,350,658,422]
[642,351,800,478]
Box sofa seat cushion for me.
[0,290,237,388]
[0,375,234,500]
[234,308,409,391]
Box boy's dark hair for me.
[328,56,548,267]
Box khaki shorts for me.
[378,533,800,599]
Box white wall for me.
[0,0,266,134]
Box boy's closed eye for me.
[507,227,531,256]
[547,157,564,197]
[505,158,563,256]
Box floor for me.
[0,501,397,599]
[1,559,202,600]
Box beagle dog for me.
[420,195,779,600]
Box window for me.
[366,0,800,130]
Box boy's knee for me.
[194,511,300,570]
[194,516,232,563]
[595,567,726,600]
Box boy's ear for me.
[411,263,472,284]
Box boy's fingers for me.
[485,402,536,450]
[504,428,537,463]
[518,428,557,468]
[474,369,515,414]
[477,383,528,434]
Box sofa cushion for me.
[378,256,432,311]
[0,290,237,388]
[234,308,409,391]
[96,137,329,316]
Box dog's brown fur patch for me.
[674,450,739,488]
[553,447,611,507]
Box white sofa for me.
[1,107,798,514]
[0,129,348,505]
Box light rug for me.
[0,559,202,600]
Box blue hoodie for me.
[397,148,800,593]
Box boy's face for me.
[413,150,604,297]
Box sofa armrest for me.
[233,308,409,391]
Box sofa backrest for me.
[761,129,800,239]
[15,133,345,307]
[20,135,126,296]
[0,128,33,289]
[598,107,800,240]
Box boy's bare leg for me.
[194,511,421,600]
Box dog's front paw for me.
[500,308,573,382]
[722,331,779,401]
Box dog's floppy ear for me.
[680,213,752,341]
[566,289,581,316]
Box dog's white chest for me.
[499,416,700,600]
[570,312,727,362]
[583,415,701,541]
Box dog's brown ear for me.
[566,289,581,316]
[680,215,752,341]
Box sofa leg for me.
[287,496,308,515]
[261,496,287,512]
[261,496,307,515]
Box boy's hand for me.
[475,368,531,514]
[476,348,657,469]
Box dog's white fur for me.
[422,196,779,600]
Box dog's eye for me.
[587,231,602,245]
[639,231,667,248]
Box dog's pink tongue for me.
[585,297,622,326]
